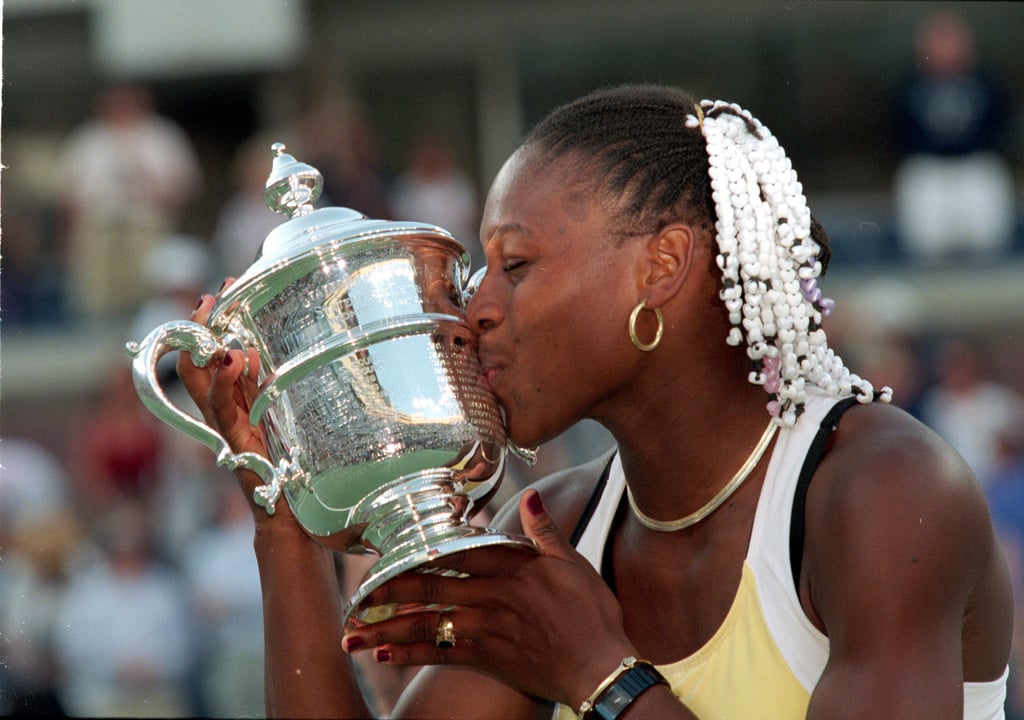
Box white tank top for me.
[556,389,1008,719]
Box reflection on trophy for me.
[127,143,535,628]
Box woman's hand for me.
[176,288,287,524]
[342,489,638,710]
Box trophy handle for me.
[125,320,293,514]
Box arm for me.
[179,294,372,719]
[803,407,1013,719]
[254,516,366,718]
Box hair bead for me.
[697,98,891,424]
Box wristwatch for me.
[588,659,669,720]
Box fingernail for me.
[375,648,391,663]
[222,352,234,367]
[527,491,544,516]
[344,635,365,652]
[194,295,204,311]
[219,278,229,292]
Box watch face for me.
[595,686,632,719]
[593,663,667,720]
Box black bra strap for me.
[789,397,862,589]
[569,454,615,548]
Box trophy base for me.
[343,527,536,629]
[342,469,536,630]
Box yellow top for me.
[555,562,808,720]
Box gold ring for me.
[435,614,456,649]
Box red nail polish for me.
[375,648,391,663]
[527,492,544,516]
[222,353,234,367]
[345,636,365,652]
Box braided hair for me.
[523,84,717,236]
[522,84,891,425]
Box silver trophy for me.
[127,143,535,628]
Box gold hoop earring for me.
[629,301,663,352]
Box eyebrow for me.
[485,222,535,243]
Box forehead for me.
[482,148,600,243]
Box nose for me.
[464,265,503,333]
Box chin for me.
[504,413,561,453]
[502,412,536,449]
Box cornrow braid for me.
[524,85,891,425]
[522,84,715,233]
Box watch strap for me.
[580,658,669,720]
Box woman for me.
[180,85,1012,719]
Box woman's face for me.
[468,148,646,447]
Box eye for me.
[502,259,528,274]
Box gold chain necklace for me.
[626,420,779,532]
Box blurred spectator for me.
[69,365,165,520]
[847,337,928,420]
[892,11,1016,266]
[181,487,264,718]
[212,136,286,277]
[0,192,67,325]
[52,498,194,717]
[832,278,928,418]
[0,439,87,716]
[390,134,482,269]
[0,439,71,532]
[129,233,218,384]
[293,101,392,219]
[920,338,1024,484]
[148,419,231,571]
[55,82,202,325]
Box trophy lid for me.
[210,143,468,323]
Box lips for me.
[479,366,501,395]
[476,346,505,392]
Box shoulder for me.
[808,401,991,569]
[802,400,1004,629]
[490,449,616,539]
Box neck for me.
[595,326,774,525]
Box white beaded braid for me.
[687,100,892,426]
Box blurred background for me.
[2,0,1023,717]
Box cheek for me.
[516,300,623,399]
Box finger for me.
[193,291,215,324]
[244,346,260,383]
[424,543,537,578]
[344,611,475,668]
[176,295,218,425]
[363,570,486,611]
[344,609,442,653]
[422,491,564,577]
[208,349,254,446]
[519,489,576,562]
[178,278,234,374]
[176,294,214,376]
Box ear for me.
[640,223,698,306]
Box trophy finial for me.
[264,142,323,218]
